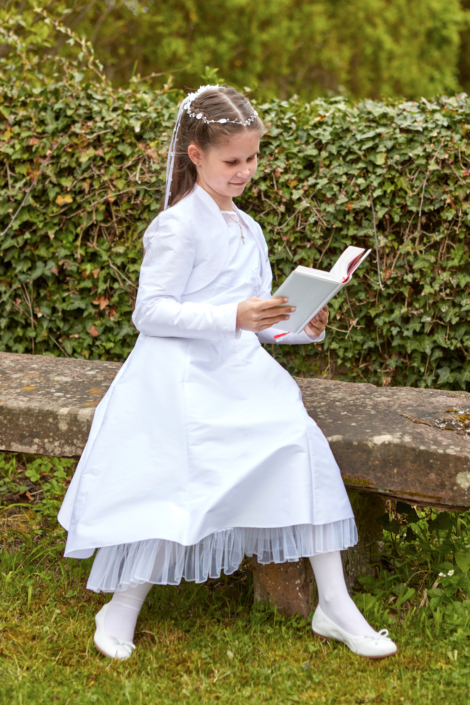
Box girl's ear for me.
[188,143,203,166]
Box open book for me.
[272,246,371,336]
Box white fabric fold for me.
[87,520,358,592]
[134,295,240,340]
[257,328,326,345]
[132,209,240,340]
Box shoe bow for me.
[365,629,390,640]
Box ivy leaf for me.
[437,367,452,384]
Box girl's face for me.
[188,130,260,210]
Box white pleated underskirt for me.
[87,519,358,593]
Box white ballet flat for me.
[312,605,398,659]
[93,603,136,660]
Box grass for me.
[2,453,470,704]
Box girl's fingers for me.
[261,310,293,321]
[259,304,295,319]
[311,309,328,324]
[261,297,289,307]
[258,297,290,312]
[259,317,290,328]
[254,298,296,322]
[312,305,329,320]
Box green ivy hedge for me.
[0,77,469,389]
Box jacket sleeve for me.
[255,231,325,345]
[132,212,241,340]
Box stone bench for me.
[1,351,469,617]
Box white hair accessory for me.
[164,84,258,210]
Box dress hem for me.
[86,519,358,592]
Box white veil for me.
[163,85,221,211]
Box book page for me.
[296,265,340,282]
[330,246,365,280]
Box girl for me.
[58,85,397,661]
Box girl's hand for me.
[236,297,295,332]
[304,305,329,339]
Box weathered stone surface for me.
[1,352,469,509]
[0,352,120,457]
[297,378,470,510]
[251,556,315,619]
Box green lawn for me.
[2,453,470,704]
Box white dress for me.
[58,184,357,592]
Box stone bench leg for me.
[251,490,385,618]
[251,556,315,619]
[342,490,386,591]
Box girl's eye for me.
[225,161,236,165]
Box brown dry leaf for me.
[88,325,99,337]
[419,588,428,608]
[145,148,159,161]
[92,268,100,278]
[93,296,109,310]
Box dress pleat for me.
[87,519,358,592]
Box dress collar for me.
[193,184,243,220]
[192,183,266,265]
[193,183,225,216]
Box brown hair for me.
[166,86,265,208]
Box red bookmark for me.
[273,332,289,339]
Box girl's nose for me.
[237,165,251,177]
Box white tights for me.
[104,581,153,643]
[103,550,376,642]
[309,551,376,637]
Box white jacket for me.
[132,183,323,345]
